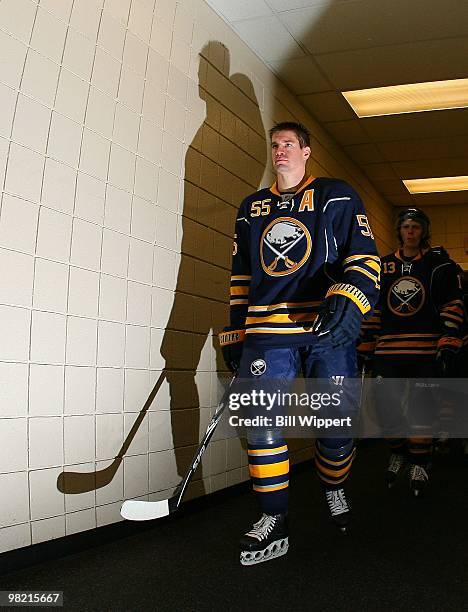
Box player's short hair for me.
[269,122,311,149]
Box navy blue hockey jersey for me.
[360,249,464,358]
[227,176,380,346]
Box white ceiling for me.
[206,0,468,207]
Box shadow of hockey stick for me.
[57,371,167,494]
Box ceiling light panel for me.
[403,176,468,194]
[342,78,468,118]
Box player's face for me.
[271,130,310,174]
[400,220,423,248]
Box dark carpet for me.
[1,442,467,612]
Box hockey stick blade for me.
[120,377,235,522]
[120,498,172,521]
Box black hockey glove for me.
[436,336,461,376]
[219,326,245,373]
[312,293,363,352]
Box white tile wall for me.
[113,103,140,151]
[0,305,30,361]
[99,274,127,321]
[30,7,68,63]
[0,523,31,554]
[101,229,129,276]
[134,156,158,202]
[66,317,98,365]
[97,320,125,367]
[86,89,115,140]
[29,363,64,416]
[98,9,126,59]
[123,411,148,455]
[12,94,51,153]
[95,413,123,461]
[104,185,132,233]
[47,112,82,167]
[55,68,89,124]
[131,195,156,242]
[62,28,95,81]
[65,508,96,535]
[29,467,65,520]
[30,310,66,364]
[41,158,77,214]
[124,368,150,412]
[96,367,124,413]
[0,418,28,473]
[0,471,29,527]
[79,128,111,181]
[95,458,123,504]
[0,83,16,139]
[0,30,28,89]
[31,515,66,545]
[69,0,102,42]
[64,415,96,464]
[0,362,28,417]
[149,448,180,492]
[33,258,69,312]
[128,237,153,283]
[125,324,150,368]
[68,267,100,318]
[64,366,96,415]
[126,281,152,326]
[0,248,34,307]
[96,501,123,527]
[70,218,102,270]
[29,417,63,469]
[5,145,43,203]
[0,0,394,553]
[0,0,37,42]
[123,454,149,498]
[36,207,73,262]
[40,0,74,24]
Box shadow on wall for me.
[57,41,267,495]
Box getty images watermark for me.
[218,376,468,439]
[227,388,353,430]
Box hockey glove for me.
[436,336,462,376]
[312,292,364,352]
[219,326,245,373]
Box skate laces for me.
[388,453,405,473]
[246,514,277,541]
[410,464,428,482]
[326,489,349,516]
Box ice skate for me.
[239,513,288,566]
[386,453,407,488]
[409,464,429,497]
[325,488,350,533]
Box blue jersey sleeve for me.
[229,200,251,332]
[327,183,380,315]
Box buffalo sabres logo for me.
[260,217,311,276]
[251,359,267,376]
[387,276,425,317]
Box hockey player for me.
[219,122,380,565]
[359,208,464,495]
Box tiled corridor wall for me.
[0,0,393,553]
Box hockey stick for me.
[120,376,236,521]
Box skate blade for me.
[240,538,289,566]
